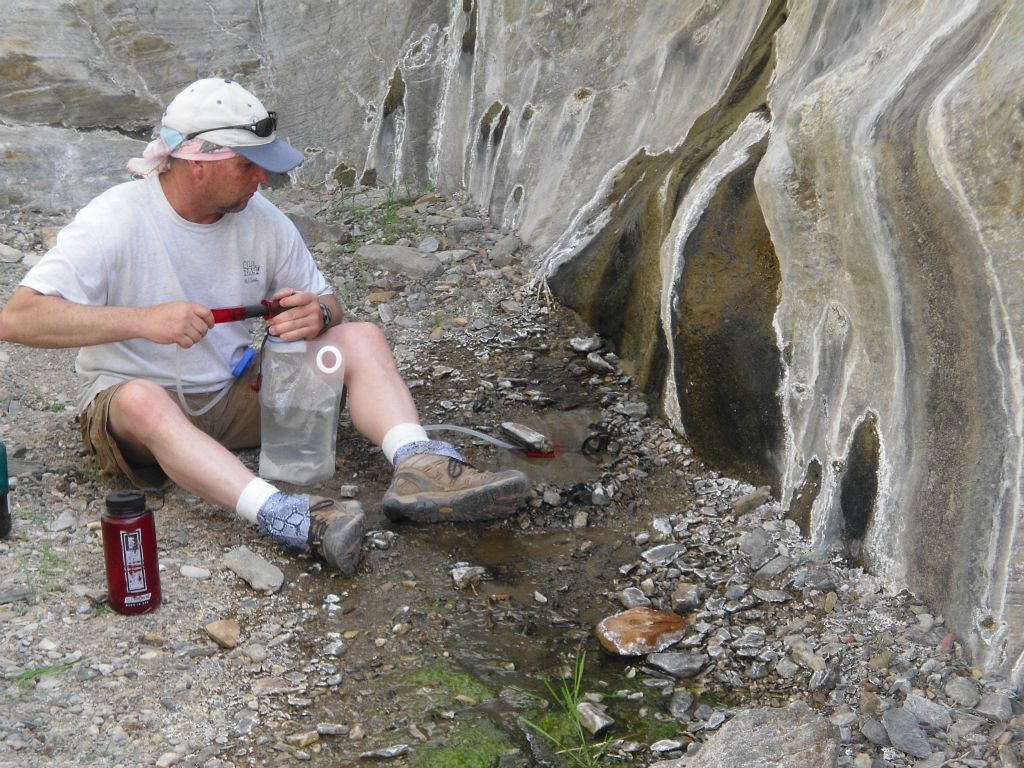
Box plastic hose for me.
[422,424,521,451]
[174,346,237,417]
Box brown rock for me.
[205,618,241,649]
[284,731,320,748]
[595,607,686,656]
[732,485,772,516]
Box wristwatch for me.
[318,301,332,334]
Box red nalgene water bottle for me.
[101,490,161,614]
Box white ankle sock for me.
[381,422,430,465]
[235,477,279,523]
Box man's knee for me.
[110,379,179,430]
[332,322,391,360]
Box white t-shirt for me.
[21,173,330,411]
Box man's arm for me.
[0,287,215,349]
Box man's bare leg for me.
[108,378,252,507]
[106,378,363,573]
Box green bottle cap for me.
[0,441,8,494]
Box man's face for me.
[200,155,269,215]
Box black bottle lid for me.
[104,489,147,515]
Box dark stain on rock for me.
[839,414,880,550]
[333,164,356,188]
[382,68,405,120]
[462,0,477,55]
[375,68,406,177]
[675,136,783,492]
[788,459,822,537]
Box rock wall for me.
[1,0,1021,685]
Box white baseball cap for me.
[161,78,303,173]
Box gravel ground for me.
[0,185,1021,768]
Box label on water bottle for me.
[121,529,149,593]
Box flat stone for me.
[976,692,1013,722]
[490,234,520,265]
[667,689,693,721]
[359,745,410,759]
[316,723,350,736]
[595,607,687,656]
[418,235,439,253]
[284,731,320,748]
[356,244,444,279]
[569,337,603,353]
[752,588,791,603]
[47,509,76,532]
[222,546,284,593]
[641,543,687,567]
[903,692,952,730]
[620,587,651,609]
[435,249,474,263]
[732,486,771,515]
[736,528,775,566]
[180,565,212,580]
[0,242,22,262]
[205,619,241,649]
[682,701,839,768]
[859,717,890,747]
[451,565,486,589]
[881,707,932,759]
[251,677,299,696]
[943,676,980,707]
[448,216,484,232]
[753,555,792,582]
[0,586,33,604]
[646,651,708,679]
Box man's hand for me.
[266,288,342,340]
[145,301,215,348]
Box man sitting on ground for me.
[0,77,531,575]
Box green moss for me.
[638,719,681,742]
[531,709,578,746]
[412,719,517,768]
[406,663,495,704]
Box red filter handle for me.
[211,299,284,324]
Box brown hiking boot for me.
[382,454,530,523]
[307,496,365,575]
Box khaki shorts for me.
[79,358,261,488]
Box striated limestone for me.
[1,0,1022,685]
[757,0,1024,687]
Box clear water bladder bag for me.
[258,336,345,485]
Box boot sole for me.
[315,503,365,576]
[382,476,530,523]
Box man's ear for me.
[186,159,207,180]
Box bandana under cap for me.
[126,127,237,177]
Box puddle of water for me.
[398,523,626,610]
[466,407,608,487]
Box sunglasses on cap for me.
[183,112,277,141]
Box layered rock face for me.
[2,1,1021,684]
